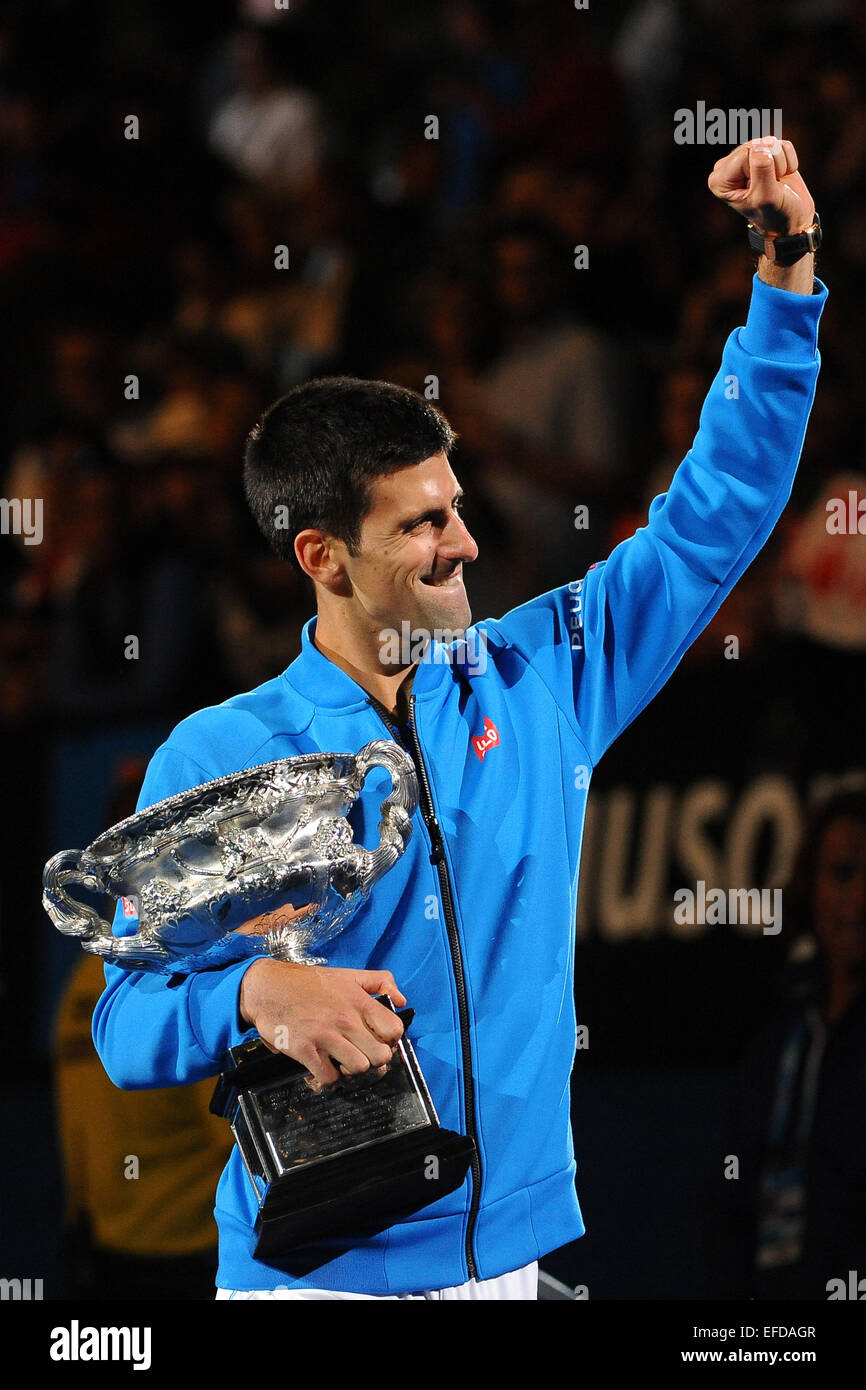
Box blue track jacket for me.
[93,274,827,1293]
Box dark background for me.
[2,0,865,1299]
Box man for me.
[94,138,827,1299]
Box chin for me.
[414,582,471,632]
[427,598,472,635]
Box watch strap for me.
[747,213,821,267]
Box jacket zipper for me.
[367,690,481,1281]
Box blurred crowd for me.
[2,0,866,735]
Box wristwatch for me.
[747,213,821,266]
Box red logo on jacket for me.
[472,716,500,761]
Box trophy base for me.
[212,1002,476,1276]
[253,1125,475,1275]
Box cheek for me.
[400,541,432,579]
[363,550,405,583]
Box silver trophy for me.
[42,739,475,1274]
[42,740,419,974]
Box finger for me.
[304,1050,341,1095]
[747,142,781,212]
[356,970,407,1007]
[297,1043,340,1089]
[780,138,798,173]
[335,1059,390,1079]
[323,1032,386,1074]
[343,1022,395,1068]
[362,1002,406,1046]
[707,143,751,196]
[758,136,786,182]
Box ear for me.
[294,528,352,596]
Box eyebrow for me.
[398,488,464,532]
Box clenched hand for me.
[238,956,407,1090]
[708,135,817,293]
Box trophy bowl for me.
[42,739,419,974]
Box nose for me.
[441,507,479,564]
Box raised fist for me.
[708,136,816,237]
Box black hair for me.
[243,376,457,569]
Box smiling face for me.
[334,450,479,639]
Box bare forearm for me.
[757,250,816,296]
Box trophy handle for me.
[351,740,419,890]
[42,849,115,951]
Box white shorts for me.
[216,1260,538,1300]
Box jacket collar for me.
[282,615,447,712]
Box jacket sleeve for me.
[91,742,260,1089]
[485,273,827,766]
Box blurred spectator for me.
[450,216,630,588]
[705,789,866,1299]
[207,31,326,196]
[479,218,627,471]
[339,129,443,374]
[779,471,866,651]
[211,551,310,691]
[640,361,710,508]
[55,953,235,1300]
[431,0,526,222]
[613,0,685,127]
[490,2,630,171]
[45,461,224,722]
